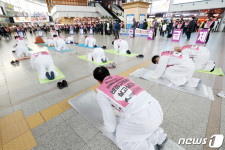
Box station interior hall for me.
[0,0,225,150]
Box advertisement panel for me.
[126,14,134,29]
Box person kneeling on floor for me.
[88,48,108,63]
[13,37,30,59]
[174,45,215,72]
[53,35,69,51]
[151,51,200,87]
[93,66,167,150]
[66,36,75,44]
[30,51,59,80]
[85,36,97,48]
[112,39,131,54]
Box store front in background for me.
[55,17,100,24]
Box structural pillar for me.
[122,1,150,29]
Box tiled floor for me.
[0,31,224,150]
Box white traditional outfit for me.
[53,37,68,51]
[15,37,30,59]
[47,38,54,47]
[114,39,129,54]
[51,30,58,38]
[66,36,74,43]
[87,48,108,63]
[153,51,199,87]
[85,36,96,48]
[30,51,58,80]
[97,75,166,150]
[16,37,26,46]
[181,45,215,71]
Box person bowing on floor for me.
[174,45,215,72]
[151,51,200,87]
[85,36,97,48]
[93,66,167,150]
[112,39,131,55]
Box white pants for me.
[15,45,30,59]
[194,50,215,71]
[55,40,68,51]
[116,101,165,150]
[165,59,195,86]
[88,48,107,63]
[85,38,96,48]
[31,55,59,79]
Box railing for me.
[95,3,112,17]
[99,3,120,20]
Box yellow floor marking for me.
[0,58,152,148]
[57,99,72,111]
[1,119,30,145]
[26,113,45,129]
[0,135,2,150]
[40,104,64,121]
[0,110,24,129]
[3,131,37,150]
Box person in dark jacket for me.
[186,17,196,41]
[131,18,137,37]
[104,22,107,35]
[167,21,173,38]
[113,20,121,39]
[143,19,148,30]
[100,22,104,35]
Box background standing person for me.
[143,19,148,30]
[110,21,113,35]
[186,17,196,41]
[104,22,107,35]
[161,21,167,36]
[114,20,121,39]
[167,20,173,38]
[100,22,104,35]
[154,19,158,38]
[204,17,215,44]
[131,18,137,37]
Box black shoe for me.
[93,45,97,48]
[50,71,55,80]
[126,50,131,54]
[136,54,144,58]
[46,72,51,80]
[57,82,64,89]
[11,60,15,64]
[156,137,168,150]
[210,67,215,72]
[101,46,106,49]
[15,60,19,63]
[62,80,68,87]
[12,50,16,53]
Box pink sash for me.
[161,51,182,59]
[182,45,199,50]
[173,22,178,27]
[151,21,155,27]
[98,75,144,108]
[205,21,213,28]
[177,23,182,29]
[33,51,49,58]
